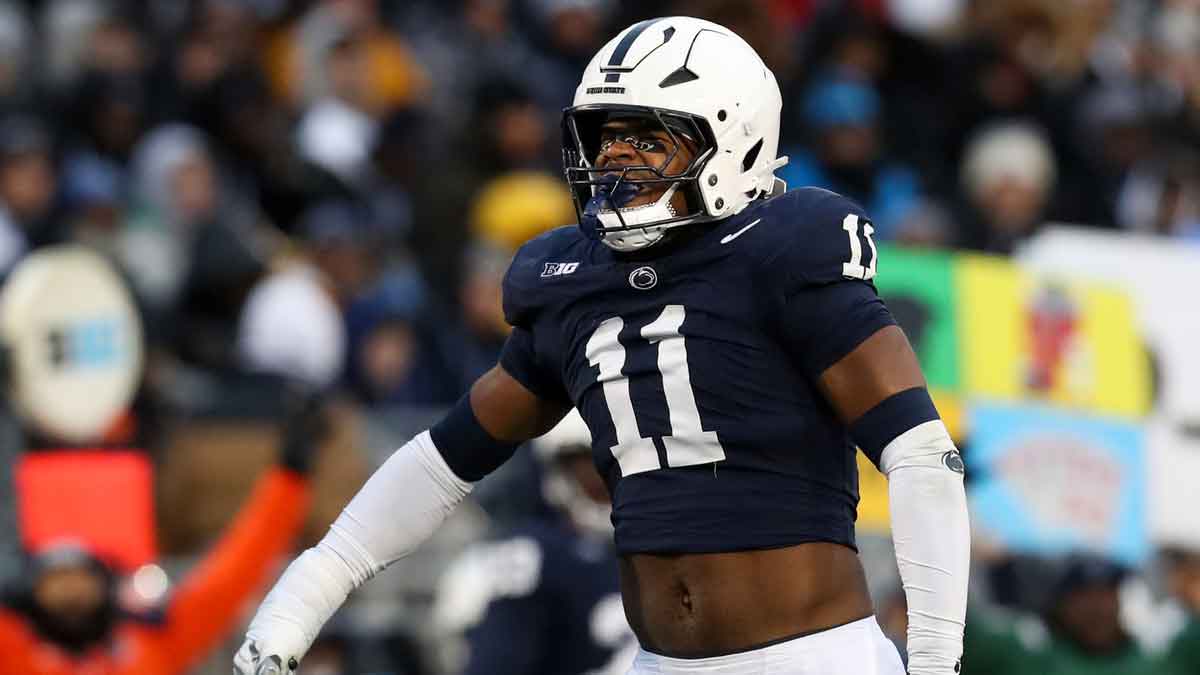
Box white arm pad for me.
[880,420,970,675]
[246,431,472,661]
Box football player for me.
[432,410,635,675]
[235,16,968,675]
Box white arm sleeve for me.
[880,420,970,675]
[245,431,472,661]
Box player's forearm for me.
[246,431,473,660]
[882,421,969,675]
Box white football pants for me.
[625,616,905,675]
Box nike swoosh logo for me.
[720,218,762,244]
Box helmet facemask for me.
[562,105,717,252]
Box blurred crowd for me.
[0,0,1197,673]
[0,0,1197,410]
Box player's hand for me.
[232,636,299,675]
[278,385,330,475]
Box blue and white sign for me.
[968,402,1147,564]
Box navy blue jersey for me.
[436,521,635,675]
[500,188,895,554]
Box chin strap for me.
[585,181,687,252]
[596,182,679,229]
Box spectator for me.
[1163,546,1200,674]
[1119,150,1200,239]
[434,171,574,391]
[237,261,347,392]
[0,396,320,674]
[288,0,429,187]
[0,116,58,275]
[941,35,1057,173]
[779,75,925,240]
[443,241,514,390]
[39,0,107,92]
[268,0,428,113]
[87,13,148,76]
[364,108,420,245]
[962,553,1168,674]
[473,78,557,175]
[277,199,459,406]
[343,270,459,406]
[406,82,560,297]
[1037,555,1149,670]
[121,124,218,310]
[402,0,545,142]
[295,33,383,187]
[469,171,574,253]
[183,63,350,234]
[123,124,269,368]
[58,153,123,254]
[0,2,33,112]
[1145,0,1200,139]
[886,0,965,40]
[957,121,1057,253]
[292,199,382,310]
[1071,84,1165,230]
[57,71,147,215]
[68,69,147,160]
[519,0,615,114]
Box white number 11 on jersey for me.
[585,305,726,477]
[842,214,878,280]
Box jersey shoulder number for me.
[748,187,880,290]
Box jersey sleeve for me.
[779,282,895,379]
[767,188,896,378]
[499,327,569,403]
[501,228,567,330]
[766,187,879,290]
[499,228,574,402]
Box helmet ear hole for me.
[741,138,763,172]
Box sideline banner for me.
[956,254,1150,419]
[859,244,1152,535]
[967,402,1147,565]
[874,245,960,391]
[1020,227,1200,421]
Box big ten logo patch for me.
[542,262,580,277]
[47,318,123,369]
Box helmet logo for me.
[628,266,658,290]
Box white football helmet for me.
[563,16,787,252]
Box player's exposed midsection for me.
[616,542,874,659]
